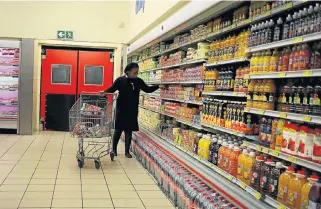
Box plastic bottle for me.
[198,134,205,158]
[209,137,217,163]
[250,52,258,74]
[218,142,228,169]
[203,135,212,161]
[301,175,319,209]
[269,49,279,72]
[251,155,265,191]
[289,46,297,71]
[194,133,202,155]
[274,17,283,42]
[269,162,285,198]
[299,43,311,71]
[308,177,321,209]
[293,45,301,71]
[223,144,234,172]
[229,146,241,177]
[283,14,292,40]
[263,50,271,72]
[277,166,295,204]
[287,170,307,209]
[237,149,248,181]
[212,139,222,166]
[247,80,256,108]
[243,151,256,185]
[260,159,274,194]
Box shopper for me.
[101,62,163,158]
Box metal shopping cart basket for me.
[69,92,117,169]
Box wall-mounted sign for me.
[135,0,145,14]
[57,30,74,40]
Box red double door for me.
[40,49,113,131]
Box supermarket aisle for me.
[0,132,174,209]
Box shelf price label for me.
[244,107,249,112]
[264,11,271,17]
[303,71,312,77]
[217,92,223,95]
[254,192,262,200]
[239,182,247,189]
[271,150,280,157]
[232,92,237,96]
[243,141,249,146]
[293,36,303,44]
[262,148,269,154]
[227,175,234,181]
[244,74,250,79]
[256,145,262,151]
[302,115,312,122]
[258,110,265,115]
[280,112,287,118]
[288,156,297,163]
[216,168,223,175]
[286,2,293,9]
[278,72,286,78]
[277,205,287,209]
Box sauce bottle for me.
[250,155,265,191]
[237,149,248,181]
[229,146,241,177]
[269,162,285,198]
[260,158,274,194]
[301,175,319,209]
[243,151,256,185]
[263,79,276,110]
[287,170,307,209]
[277,165,295,204]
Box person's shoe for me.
[125,153,132,158]
[112,150,117,156]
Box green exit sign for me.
[57,30,74,40]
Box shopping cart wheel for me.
[94,160,100,169]
[110,152,115,161]
[77,159,84,168]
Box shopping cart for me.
[69,92,117,169]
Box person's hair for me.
[124,62,139,73]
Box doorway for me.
[40,46,114,131]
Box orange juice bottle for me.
[218,142,228,169]
[203,135,212,161]
[287,170,307,209]
[263,80,276,110]
[243,151,256,185]
[223,144,234,172]
[198,134,206,159]
[247,80,256,108]
[253,80,262,108]
[229,146,241,177]
[250,53,258,74]
[257,80,266,109]
[277,166,295,205]
[300,175,319,209]
[237,149,248,181]
[257,51,265,73]
[262,50,271,72]
[269,49,279,72]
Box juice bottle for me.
[223,144,234,172]
[281,47,291,72]
[287,170,307,209]
[263,50,271,72]
[257,51,265,73]
[269,49,279,72]
[243,151,256,185]
[247,80,256,108]
[277,166,295,204]
[211,139,222,166]
[293,45,301,71]
[298,43,310,71]
[260,158,274,194]
[308,177,321,209]
[218,142,228,169]
[251,155,265,191]
[229,146,241,177]
[203,135,212,161]
[209,137,217,163]
[289,46,297,71]
[301,175,319,209]
[278,49,285,71]
[250,53,258,74]
[269,162,285,198]
[253,80,262,108]
[237,149,248,181]
[198,134,205,159]
[263,80,276,110]
[194,133,202,155]
[257,80,266,109]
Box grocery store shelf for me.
[247,69,321,79]
[141,93,203,105]
[243,140,321,174]
[139,126,280,209]
[142,59,207,72]
[202,91,246,97]
[139,106,202,129]
[248,31,321,53]
[0,119,17,129]
[206,57,248,67]
[245,107,321,125]
[146,80,203,85]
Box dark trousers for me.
[112,129,132,154]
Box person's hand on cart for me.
[99,91,118,96]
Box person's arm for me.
[105,77,120,93]
[138,78,159,93]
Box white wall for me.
[0,1,131,43]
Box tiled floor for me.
[0,132,174,209]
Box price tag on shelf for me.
[277,205,287,209]
[264,11,271,17]
[254,192,262,200]
[255,145,262,151]
[216,168,223,175]
[271,150,280,157]
[243,141,249,146]
[231,24,236,29]
[302,115,312,122]
[244,74,250,79]
[286,2,293,9]
[258,110,265,115]
[293,36,303,44]
[279,112,287,118]
[233,131,239,136]
[239,182,247,189]
[303,71,313,77]
[244,107,249,112]
[217,92,223,95]
[288,156,297,163]
[262,148,269,154]
[233,92,237,96]
[278,72,286,78]
[227,175,234,181]
[207,161,213,167]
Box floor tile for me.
[141,198,173,207]
[19,197,52,207]
[108,184,135,191]
[54,185,81,192]
[0,191,24,199]
[26,184,55,192]
[56,178,81,185]
[83,198,113,207]
[53,191,81,199]
[82,191,111,199]
[137,191,167,199]
[29,178,56,185]
[82,185,109,192]
[110,191,139,199]
[52,198,82,207]
[2,178,30,185]
[23,191,53,199]
[134,184,161,191]
[81,178,106,185]
[0,199,20,208]
[113,198,144,208]
[0,184,28,191]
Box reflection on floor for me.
[0,131,174,209]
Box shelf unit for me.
[202,91,246,97]
[145,80,203,85]
[245,107,321,124]
[246,69,321,79]
[140,59,206,72]
[139,126,285,209]
[206,57,249,67]
[141,93,203,105]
